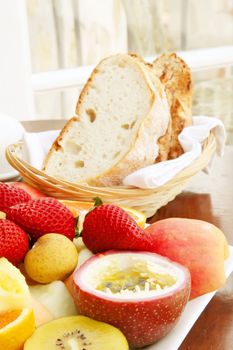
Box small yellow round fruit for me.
[0,210,6,219]
[24,234,78,284]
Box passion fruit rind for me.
[73,251,191,348]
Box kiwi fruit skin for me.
[24,315,129,350]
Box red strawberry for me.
[0,182,31,212]
[0,219,29,265]
[82,204,152,253]
[7,198,75,241]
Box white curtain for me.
[0,0,34,120]
[26,0,128,119]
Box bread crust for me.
[43,116,80,171]
[152,53,192,160]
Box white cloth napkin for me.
[22,130,60,169]
[22,116,225,189]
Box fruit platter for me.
[0,181,232,350]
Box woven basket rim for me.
[6,132,216,194]
[5,132,216,217]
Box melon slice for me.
[29,281,77,319]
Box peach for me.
[145,218,228,299]
[7,182,46,199]
[64,272,74,297]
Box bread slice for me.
[152,53,192,160]
[43,54,169,186]
[128,52,172,162]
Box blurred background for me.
[0,0,233,142]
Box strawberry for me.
[0,219,29,265]
[0,182,31,212]
[82,204,153,253]
[7,198,75,242]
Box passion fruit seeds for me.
[96,265,176,295]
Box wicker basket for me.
[5,133,216,218]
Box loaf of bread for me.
[43,54,170,186]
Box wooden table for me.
[22,120,233,350]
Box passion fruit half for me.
[73,251,191,348]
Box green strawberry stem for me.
[93,197,103,207]
[75,217,81,238]
[75,197,103,238]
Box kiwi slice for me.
[24,315,128,350]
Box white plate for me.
[145,245,233,350]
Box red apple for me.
[145,218,228,299]
[8,182,46,199]
[73,251,191,348]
